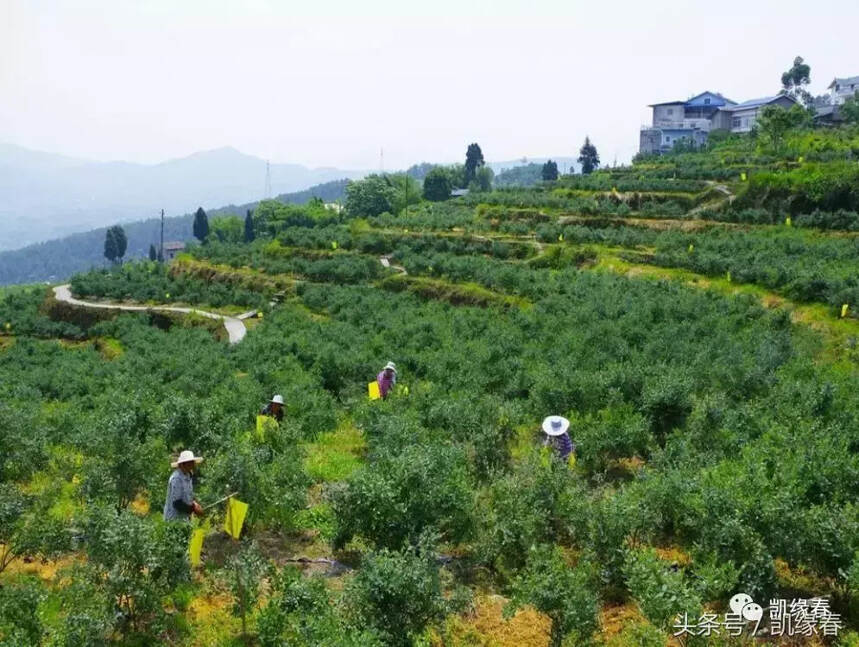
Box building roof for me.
[164,241,186,250]
[450,188,470,197]
[649,91,735,108]
[721,95,797,112]
[686,91,736,106]
[829,76,859,89]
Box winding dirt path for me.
[53,285,247,344]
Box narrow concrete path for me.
[380,256,408,275]
[53,285,247,344]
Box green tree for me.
[469,165,494,193]
[210,215,243,243]
[226,543,268,638]
[757,103,812,152]
[259,567,384,647]
[345,174,398,218]
[148,244,157,261]
[541,159,559,181]
[244,209,255,242]
[578,137,600,175]
[842,91,859,124]
[103,226,126,264]
[332,444,474,550]
[423,167,453,201]
[388,173,422,213]
[103,229,118,264]
[506,545,600,647]
[464,142,485,185]
[781,55,812,105]
[193,206,209,242]
[346,548,449,647]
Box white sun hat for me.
[171,450,204,468]
[383,361,397,372]
[542,415,570,437]
[271,394,284,404]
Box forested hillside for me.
[3,123,859,646]
[0,179,350,286]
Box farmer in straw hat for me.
[260,394,285,422]
[542,415,575,462]
[163,450,204,522]
[376,361,398,399]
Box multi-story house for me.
[640,91,797,155]
[829,76,859,105]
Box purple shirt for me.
[550,432,574,460]
[377,370,396,398]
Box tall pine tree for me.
[464,143,484,186]
[193,207,209,242]
[244,209,255,243]
[104,228,118,264]
[541,160,559,181]
[149,244,157,261]
[578,137,600,175]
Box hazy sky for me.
[3,0,858,169]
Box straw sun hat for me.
[271,394,284,404]
[383,361,397,372]
[541,416,570,437]
[171,450,204,468]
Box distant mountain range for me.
[0,146,581,285]
[0,179,351,286]
[0,143,367,251]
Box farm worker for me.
[541,416,575,462]
[163,450,204,522]
[376,361,398,399]
[260,394,285,422]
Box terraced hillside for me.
[3,127,859,646]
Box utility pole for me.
[159,209,165,262]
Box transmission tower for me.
[264,160,272,199]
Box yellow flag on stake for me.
[842,304,849,318]
[256,415,278,440]
[189,520,210,566]
[368,381,381,400]
[224,497,249,540]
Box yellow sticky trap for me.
[331,241,338,250]
[256,415,277,440]
[798,156,804,163]
[368,381,381,400]
[726,271,731,283]
[842,304,849,318]
[688,244,694,253]
[189,527,205,566]
[567,453,576,469]
[165,293,171,299]
[558,234,564,242]
[539,446,552,470]
[224,497,249,540]
[785,217,792,227]
[740,172,747,181]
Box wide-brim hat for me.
[271,394,284,405]
[171,450,204,468]
[542,416,570,437]
[383,361,397,372]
